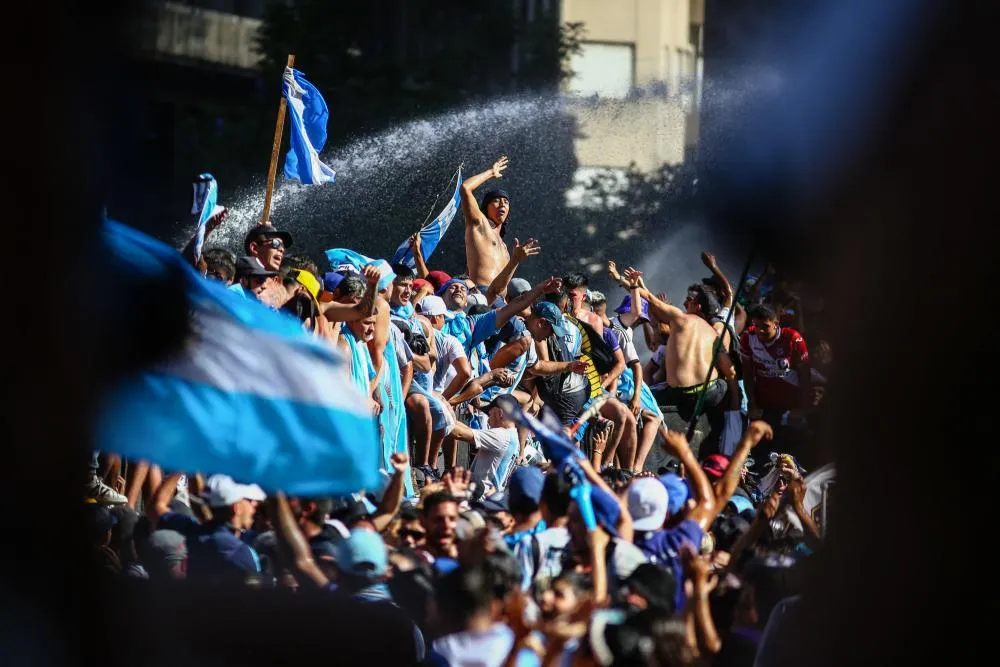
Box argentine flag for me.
[97,220,379,496]
[190,173,219,262]
[392,168,463,270]
[324,248,396,292]
[283,68,337,185]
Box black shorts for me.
[654,378,727,421]
[547,388,590,426]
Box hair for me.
[283,255,320,276]
[391,263,415,279]
[300,497,333,526]
[435,565,495,627]
[552,569,592,594]
[562,272,589,290]
[421,491,459,517]
[540,472,572,518]
[749,303,779,323]
[508,493,539,518]
[336,275,367,301]
[399,505,421,523]
[483,551,522,601]
[203,248,236,281]
[543,290,568,305]
[280,292,319,323]
[686,283,721,317]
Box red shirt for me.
[739,326,809,410]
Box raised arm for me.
[485,238,541,304]
[624,268,687,325]
[490,336,531,370]
[700,251,733,308]
[461,156,508,225]
[367,297,390,382]
[494,277,561,330]
[181,207,228,270]
[409,233,429,279]
[266,491,329,589]
[662,430,716,532]
[713,421,771,513]
[372,453,409,533]
[320,265,381,322]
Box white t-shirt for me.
[389,323,413,368]
[469,427,518,496]
[432,623,514,667]
[433,333,468,393]
[613,317,640,365]
[515,525,571,590]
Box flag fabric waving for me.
[97,220,379,496]
[283,67,337,186]
[324,248,396,292]
[190,173,218,262]
[391,168,463,269]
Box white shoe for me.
[86,475,128,505]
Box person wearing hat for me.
[244,221,293,272]
[523,300,592,427]
[460,155,513,290]
[148,473,265,585]
[500,466,546,549]
[446,395,521,499]
[234,255,280,302]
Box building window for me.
[569,42,635,99]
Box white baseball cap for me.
[627,477,669,531]
[418,295,448,317]
[201,474,267,507]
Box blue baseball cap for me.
[531,301,563,327]
[657,473,690,517]
[507,467,545,509]
[727,494,755,517]
[615,295,650,322]
[335,529,388,579]
[323,271,345,293]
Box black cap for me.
[235,256,278,279]
[243,222,293,253]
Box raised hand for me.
[390,452,410,474]
[785,478,806,509]
[408,232,422,251]
[538,277,563,294]
[513,237,541,263]
[746,420,774,444]
[442,466,472,497]
[492,155,509,179]
[623,267,645,290]
[206,207,229,233]
[779,458,803,482]
[362,264,382,287]
[700,251,718,269]
[592,421,610,455]
[607,260,622,283]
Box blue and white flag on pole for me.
[97,220,379,496]
[283,68,337,186]
[391,168,463,270]
[324,248,396,292]
[191,173,218,262]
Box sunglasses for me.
[399,529,426,541]
[257,237,284,250]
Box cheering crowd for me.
[85,155,832,666]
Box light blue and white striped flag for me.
[190,173,218,262]
[324,248,396,292]
[97,220,380,496]
[391,168,463,269]
[283,67,337,185]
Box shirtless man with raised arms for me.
[462,155,511,292]
[624,267,735,422]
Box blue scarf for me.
[342,327,374,396]
[442,310,473,354]
[389,302,414,321]
[379,330,414,497]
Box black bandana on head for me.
[481,188,511,236]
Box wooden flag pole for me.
[260,53,295,226]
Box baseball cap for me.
[418,295,448,317]
[84,504,119,539]
[727,494,755,517]
[290,269,322,300]
[507,278,532,299]
[625,562,678,613]
[702,454,730,481]
[627,477,669,531]
[412,278,429,291]
[146,529,187,563]
[243,222,293,252]
[200,475,266,507]
[335,528,388,579]
[466,291,488,310]
[323,271,345,293]
[235,256,278,279]
[531,301,563,327]
[425,270,451,292]
[507,467,545,509]
[614,295,650,322]
[657,473,689,516]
